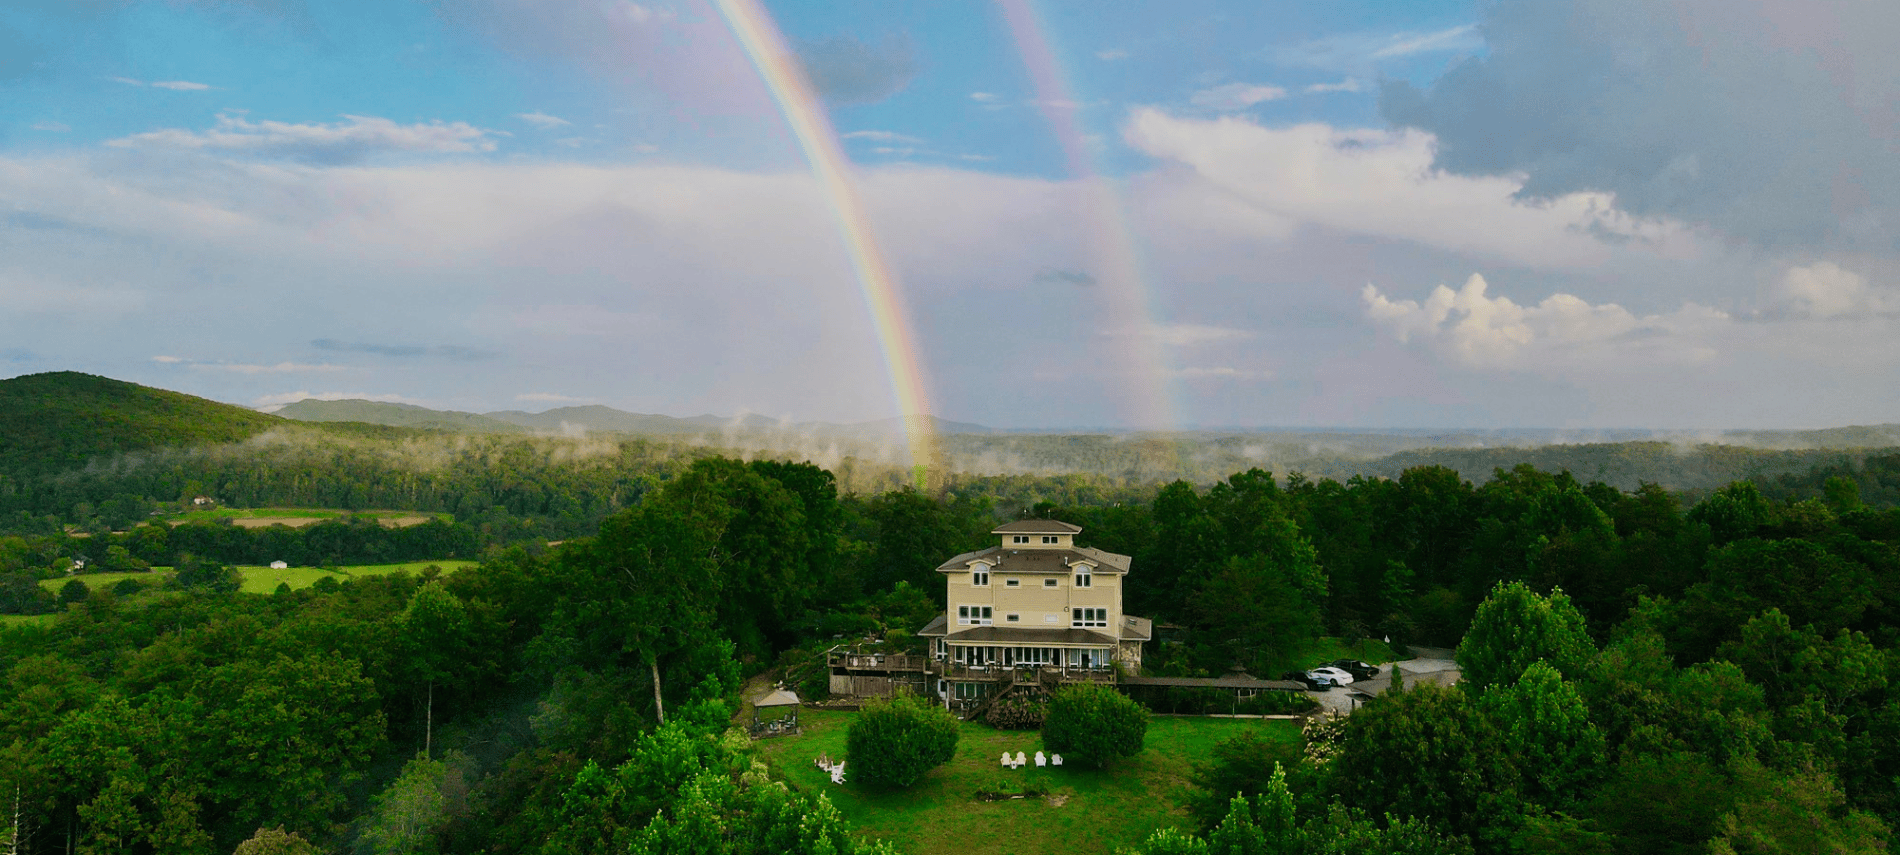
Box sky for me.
[1,0,1896,431]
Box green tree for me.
[398,581,474,756]
[1326,684,1506,838]
[360,752,471,855]
[58,578,89,607]
[844,694,960,788]
[1456,581,1595,691]
[1708,770,1890,855]
[1042,682,1148,768]
[1477,661,1606,807]
[233,826,323,855]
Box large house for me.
[915,520,1151,713]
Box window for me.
[1005,578,1020,587]
[958,605,993,626]
[1042,535,1059,544]
[1043,578,1058,587]
[1012,535,1030,544]
[971,566,988,586]
[1071,607,1107,628]
[1074,565,1092,588]
[1006,613,1020,622]
[954,682,987,700]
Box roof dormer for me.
[991,519,1081,550]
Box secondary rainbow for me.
[996,0,1183,433]
[714,0,941,484]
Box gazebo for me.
[750,687,801,737]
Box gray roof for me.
[752,688,801,708]
[945,625,1120,646]
[1119,675,1307,691]
[934,545,1132,575]
[1120,615,1154,642]
[917,614,949,637]
[992,519,1083,534]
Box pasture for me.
[153,507,445,528]
[751,708,1302,855]
[38,560,480,596]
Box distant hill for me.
[0,372,285,479]
[274,399,527,434]
[279,399,1000,438]
[482,405,724,435]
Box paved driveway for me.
[1306,650,1462,716]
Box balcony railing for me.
[828,653,930,672]
[938,662,1119,684]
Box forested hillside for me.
[0,373,283,481]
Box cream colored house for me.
[917,520,1151,713]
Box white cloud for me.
[1304,79,1363,94]
[1189,82,1287,111]
[109,76,144,86]
[843,130,924,144]
[1172,366,1273,381]
[1363,274,1727,369]
[31,121,70,132]
[1096,48,1129,61]
[107,114,498,163]
[150,80,212,91]
[1370,25,1480,59]
[1122,110,1699,268]
[1108,322,1254,347]
[165,360,347,374]
[1271,25,1483,72]
[970,92,1000,103]
[515,111,571,129]
[1764,262,1891,319]
[615,2,675,25]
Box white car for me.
[1309,666,1356,685]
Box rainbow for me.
[996,0,1183,434]
[714,0,941,486]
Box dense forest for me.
[8,373,1900,852]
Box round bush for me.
[1042,682,1149,767]
[845,693,960,788]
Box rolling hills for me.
[0,372,286,479]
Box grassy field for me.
[751,708,1300,855]
[150,508,445,528]
[37,560,480,595]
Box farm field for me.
[37,560,479,595]
[152,507,445,528]
[750,708,1300,855]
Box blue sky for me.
[3,0,1896,432]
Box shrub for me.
[846,693,960,788]
[1042,682,1148,767]
[983,694,1048,730]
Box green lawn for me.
[751,708,1300,855]
[37,560,480,595]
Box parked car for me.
[1280,670,1337,690]
[1327,659,1381,680]
[1309,666,1356,685]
